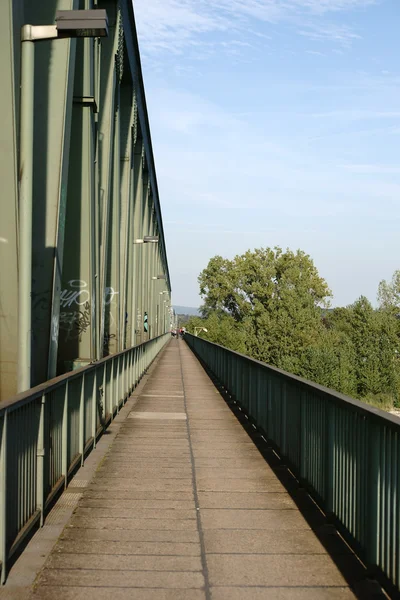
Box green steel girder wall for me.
[0,0,171,400]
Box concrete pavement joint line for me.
[47,551,336,557]
[43,568,203,573]
[178,341,211,600]
[211,585,357,588]
[33,586,206,590]
[128,412,187,420]
[140,394,184,398]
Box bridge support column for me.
[29,0,78,386]
[58,34,96,372]
[119,86,135,350]
[97,3,120,357]
[133,152,145,346]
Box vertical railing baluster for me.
[120,356,124,406]
[22,405,27,530]
[325,401,335,517]
[131,349,135,389]
[134,348,138,386]
[128,351,131,393]
[62,382,69,489]
[92,369,98,448]
[102,364,107,421]
[110,359,115,420]
[367,420,381,574]
[281,381,287,459]
[116,358,120,414]
[0,410,8,584]
[36,395,46,526]
[79,374,85,466]
[123,352,129,402]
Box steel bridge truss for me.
[0,0,171,400]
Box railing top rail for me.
[185,333,400,429]
[0,334,167,415]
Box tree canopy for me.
[186,250,400,411]
[198,247,331,369]
[378,270,400,312]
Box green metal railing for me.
[0,333,169,583]
[185,333,400,593]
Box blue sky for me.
[133,0,400,308]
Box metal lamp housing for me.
[55,9,108,38]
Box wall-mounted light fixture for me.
[134,236,159,244]
[55,9,109,38]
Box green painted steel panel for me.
[0,0,23,400]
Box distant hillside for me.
[173,305,200,316]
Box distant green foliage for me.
[191,250,400,411]
[323,298,400,406]
[177,314,191,327]
[378,270,400,312]
[186,312,247,353]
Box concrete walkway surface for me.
[1,339,386,599]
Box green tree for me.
[327,297,400,406]
[299,327,357,396]
[198,247,331,370]
[320,308,358,396]
[378,270,400,311]
[194,251,400,411]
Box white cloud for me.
[133,0,377,57]
[298,23,361,46]
[286,0,376,13]
[145,84,400,228]
[311,110,400,120]
[305,49,326,56]
[340,164,400,174]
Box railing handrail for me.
[185,333,400,429]
[0,333,170,584]
[0,334,167,414]
[185,333,400,595]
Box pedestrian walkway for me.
[25,339,372,598]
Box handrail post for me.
[79,374,85,466]
[36,395,46,526]
[325,402,335,516]
[123,354,129,402]
[133,347,136,385]
[102,365,107,420]
[62,382,69,489]
[116,358,120,414]
[110,358,115,420]
[281,380,287,460]
[134,347,138,386]
[0,411,8,584]
[92,370,97,448]
[367,420,381,573]
[299,389,306,483]
[128,350,132,393]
